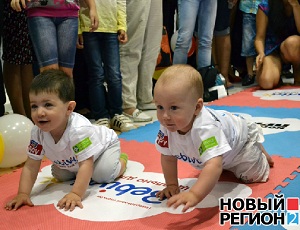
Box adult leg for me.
[173,0,199,65]
[214,0,232,88]
[20,64,34,118]
[3,63,33,118]
[120,0,146,113]
[101,33,123,116]
[57,17,78,78]
[28,17,59,74]
[257,54,281,89]
[3,5,33,117]
[137,0,162,106]
[83,32,109,120]
[280,35,300,85]
[240,13,257,86]
[196,0,217,68]
[40,64,59,72]
[214,35,232,88]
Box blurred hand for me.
[89,9,99,32]
[77,34,84,49]
[156,184,180,201]
[5,193,34,211]
[57,192,83,211]
[10,0,27,11]
[256,53,265,71]
[167,191,201,213]
[118,30,128,44]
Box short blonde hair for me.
[157,64,204,99]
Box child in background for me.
[239,0,262,86]
[154,64,273,212]
[10,0,99,77]
[5,70,128,212]
[78,0,134,132]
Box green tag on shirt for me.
[199,136,218,155]
[73,137,92,154]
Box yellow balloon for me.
[0,133,4,164]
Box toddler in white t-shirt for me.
[154,64,274,212]
[5,69,128,212]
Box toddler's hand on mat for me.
[167,191,200,213]
[5,193,34,211]
[57,192,83,211]
[156,184,180,201]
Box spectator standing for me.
[10,0,98,77]
[213,0,238,88]
[2,0,34,118]
[120,0,162,122]
[173,0,220,102]
[239,0,262,86]
[78,0,135,132]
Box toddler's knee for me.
[92,167,117,184]
[51,164,76,182]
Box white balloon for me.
[0,114,34,168]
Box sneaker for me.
[111,114,136,132]
[93,118,110,128]
[137,102,156,110]
[203,74,227,102]
[215,73,226,86]
[123,109,152,122]
[242,74,255,86]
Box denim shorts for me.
[214,0,231,36]
[241,13,257,57]
[27,16,78,68]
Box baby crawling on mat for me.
[5,70,128,212]
[154,64,274,212]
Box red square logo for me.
[287,198,299,211]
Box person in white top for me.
[154,64,274,212]
[5,69,128,212]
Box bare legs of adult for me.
[256,54,281,90]
[280,35,300,85]
[3,62,33,118]
[214,34,233,88]
[293,65,300,85]
[40,64,73,78]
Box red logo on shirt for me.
[28,140,43,155]
[156,130,168,148]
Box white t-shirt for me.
[27,112,118,172]
[155,107,249,170]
